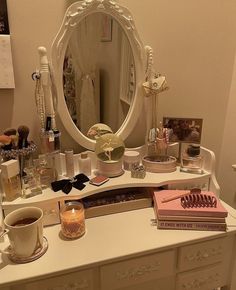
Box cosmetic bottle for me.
[1,159,21,201]
[65,150,75,178]
[22,166,42,198]
[35,155,57,189]
[180,144,203,174]
[123,151,140,171]
[78,153,91,177]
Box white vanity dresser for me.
[1,1,236,289]
[1,146,236,290]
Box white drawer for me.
[178,238,225,271]
[176,263,224,290]
[115,276,175,290]
[24,269,94,290]
[100,250,175,290]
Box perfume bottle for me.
[123,151,140,171]
[65,150,75,178]
[22,166,42,198]
[78,153,91,176]
[34,155,57,189]
[180,144,203,174]
[1,159,21,201]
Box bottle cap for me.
[124,151,140,162]
[81,153,88,159]
[65,149,73,154]
[187,144,200,157]
[1,159,20,178]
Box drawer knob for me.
[202,253,209,258]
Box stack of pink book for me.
[153,190,228,231]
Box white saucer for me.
[7,236,48,264]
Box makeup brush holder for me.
[0,142,37,177]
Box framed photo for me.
[101,15,112,42]
[0,0,9,34]
[163,117,203,143]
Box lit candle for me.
[60,202,85,239]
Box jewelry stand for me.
[142,47,176,173]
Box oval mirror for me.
[51,0,145,150]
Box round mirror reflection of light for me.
[63,12,135,139]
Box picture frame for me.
[101,14,113,42]
[163,117,203,143]
[0,0,9,34]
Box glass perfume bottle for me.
[78,153,91,176]
[65,149,75,178]
[1,159,21,201]
[180,144,203,174]
[34,155,57,189]
[22,166,42,198]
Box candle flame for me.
[72,208,75,214]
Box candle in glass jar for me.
[60,202,85,239]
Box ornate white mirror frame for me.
[51,0,146,150]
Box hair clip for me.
[181,192,217,208]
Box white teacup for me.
[1,207,44,258]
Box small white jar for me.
[123,151,140,171]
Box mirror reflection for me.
[63,12,135,137]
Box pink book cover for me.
[153,190,228,218]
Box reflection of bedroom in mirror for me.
[63,13,135,137]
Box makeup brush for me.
[3,128,18,149]
[17,125,30,149]
[4,128,17,136]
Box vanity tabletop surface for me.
[0,201,236,288]
[2,167,212,207]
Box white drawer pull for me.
[202,253,209,258]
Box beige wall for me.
[218,53,236,207]
[1,0,236,202]
[0,0,69,149]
